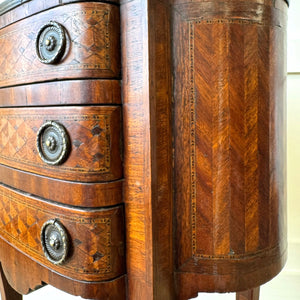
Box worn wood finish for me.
[0,239,126,299]
[0,184,125,282]
[236,287,260,300]
[0,2,120,87]
[172,0,287,298]
[0,80,121,107]
[0,106,122,182]
[121,0,174,299]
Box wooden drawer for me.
[0,1,120,30]
[0,2,120,87]
[0,164,123,207]
[0,106,122,182]
[0,0,125,298]
[0,184,125,282]
[0,80,121,107]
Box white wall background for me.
[16,1,300,300]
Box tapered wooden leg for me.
[236,287,260,300]
[0,263,22,300]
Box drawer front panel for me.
[0,184,125,282]
[0,80,121,107]
[0,0,120,30]
[0,164,123,207]
[0,106,122,182]
[0,2,120,87]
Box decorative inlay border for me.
[0,3,120,86]
[0,186,114,277]
[173,1,287,28]
[188,14,285,259]
[0,111,113,176]
[189,22,197,256]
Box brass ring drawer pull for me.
[36,21,67,64]
[41,219,70,265]
[36,121,70,165]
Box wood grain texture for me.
[121,0,174,299]
[175,244,286,297]
[0,80,121,107]
[236,287,260,300]
[0,0,125,299]
[0,2,120,87]
[0,184,125,282]
[0,1,120,30]
[0,263,22,300]
[172,0,288,297]
[0,164,123,207]
[0,239,126,299]
[0,0,289,298]
[0,106,122,182]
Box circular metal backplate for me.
[41,219,70,265]
[36,121,70,165]
[36,21,66,64]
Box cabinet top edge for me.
[0,0,120,17]
[0,0,289,16]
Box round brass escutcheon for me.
[36,21,66,64]
[36,121,70,165]
[41,219,70,265]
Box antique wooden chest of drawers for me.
[0,0,125,299]
[0,0,288,299]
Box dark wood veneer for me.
[172,0,287,297]
[0,0,121,20]
[121,0,174,299]
[0,1,125,298]
[0,80,121,107]
[0,184,125,282]
[121,0,287,299]
[0,164,123,207]
[0,239,126,299]
[0,106,123,182]
[0,0,288,299]
[0,2,120,87]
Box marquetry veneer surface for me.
[0,0,125,298]
[0,184,125,282]
[0,80,121,107]
[0,2,120,87]
[0,106,122,182]
[172,0,287,296]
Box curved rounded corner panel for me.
[176,243,287,297]
[172,0,288,296]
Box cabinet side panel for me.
[172,0,288,296]
[121,0,174,299]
